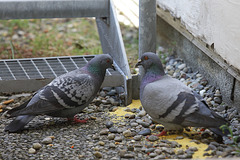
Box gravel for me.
[1,53,240,159]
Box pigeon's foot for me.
[155,130,167,137]
[67,115,89,123]
[146,130,168,140]
[73,117,89,123]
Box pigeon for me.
[5,54,115,132]
[136,52,229,137]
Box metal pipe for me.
[0,0,109,20]
[139,0,156,57]
[135,0,156,99]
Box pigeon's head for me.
[135,52,165,75]
[88,54,115,73]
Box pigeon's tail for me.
[7,99,31,116]
[5,115,35,133]
[209,126,230,137]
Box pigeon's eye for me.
[106,59,110,63]
[144,56,149,60]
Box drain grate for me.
[0,55,125,93]
[0,55,120,80]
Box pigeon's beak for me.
[111,64,116,70]
[135,60,142,68]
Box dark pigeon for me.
[5,54,115,132]
[136,52,229,137]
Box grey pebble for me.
[178,154,188,159]
[117,128,125,133]
[93,151,103,158]
[150,124,156,129]
[99,128,109,135]
[124,113,131,118]
[154,149,162,155]
[109,143,116,149]
[201,138,210,144]
[147,135,159,142]
[216,105,226,112]
[130,122,138,127]
[98,141,105,146]
[129,114,136,119]
[149,152,157,158]
[153,155,166,159]
[170,141,179,148]
[109,127,118,133]
[177,149,184,155]
[133,135,142,141]
[107,89,116,96]
[92,135,100,140]
[155,125,164,131]
[114,136,123,142]
[123,130,132,137]
[28,148,36,154]
[106,121,114,128]
[102,87,112,92]
[189,147,198,152]
[162,147,174,154]
[127,144,134,151]
[210,141,220,147]
[175,136,184,140]
[205,144,217,151]
[108,133,115,140]
[145,148,155,153]
[190,139,200,144]
[42,137,52,144]
[138,128,151,136]
[99,91,106,97]
[124,153,135,158]
[214,97,222,104]
[136,119,143,124]
[140,122,150,128]
[119,150,126,158]
[124,107,131,112]
[201,132,211,138]
[178,63,186,70]
[32,143,42,150]
[137,110,146,117]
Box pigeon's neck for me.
[86,65,105,81]
[140,68,164,98]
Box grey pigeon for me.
[5,54,115,132]
[136,52,229,137]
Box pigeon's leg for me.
[146,130,168,140]
[73,115,89,123]
[155,130,167,136]
[67,115,88,123]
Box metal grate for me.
[0,55,120,80]
[0,55,125,94]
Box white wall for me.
[157,0,240,71]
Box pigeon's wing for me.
[141,76,197,123]
[181,91,228,128]
[10,73,95,116]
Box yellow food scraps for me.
[166,134,210,159]
[109,100,141,122]
[109,100,212,159]
[3,99,14,105]
[0,105,3,112]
